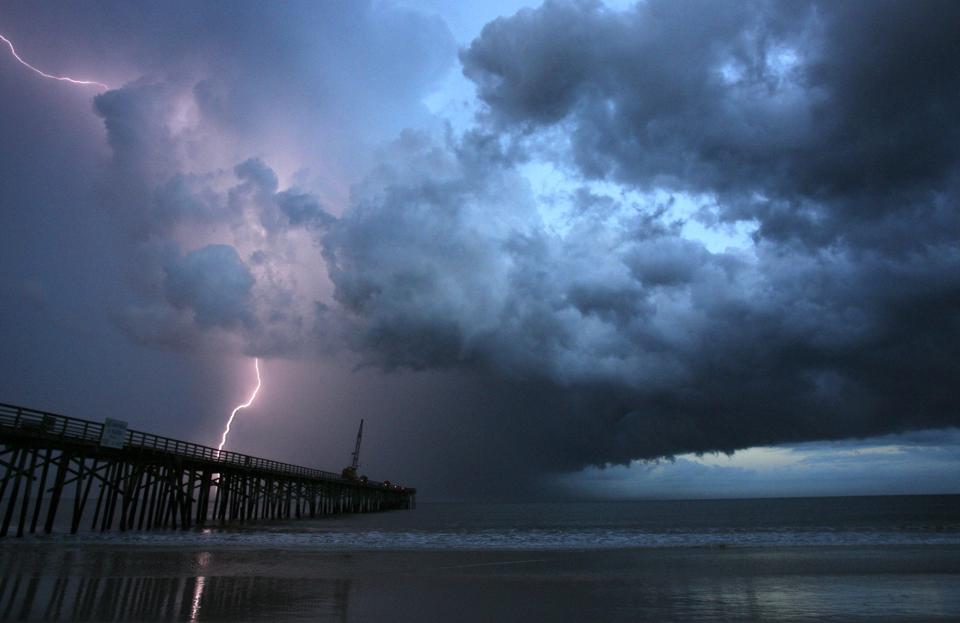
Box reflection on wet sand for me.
[0,551,352,622]
[1,544,958,621]
[189,552,210,623]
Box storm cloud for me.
[322,134,958,471]
[163,244,255,330]
[462,0,960,249]
[318,0,960,475]
[1,0,957,496]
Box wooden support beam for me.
[44,451,70,534]
[91,461,114,531]
[29,447,52,534]
[145,466,160,530]
[1,446,29,537]
[102,461,125,532]
[0,447,21,513]
[197,470,211,526]
[15,447,39,536]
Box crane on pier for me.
[341,419,366,482]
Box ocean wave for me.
[10,527,960,551]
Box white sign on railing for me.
[100,418,128,449]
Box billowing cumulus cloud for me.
[103,146,338,354]
[462,0,960,250]
[61,1,447,357]
[317,0,960,479]
[321,128,958,475]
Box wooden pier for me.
[0,402,415,537]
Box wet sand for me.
[1,543,958,621]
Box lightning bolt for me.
[217,358,262,453]
[0,33,109,90]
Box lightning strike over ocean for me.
[217,358,262,453]
[0,33,109,90]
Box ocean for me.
[1,495,958,621]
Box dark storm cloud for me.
[94,83,182,193]
[461,0,960,249]
[234,159,336,231]
[323,130,959,472]
[234,159,279,194]
[317,0,960,478]
[275,190,336,229]
[163,244,255,329]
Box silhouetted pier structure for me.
[0,402,415,538]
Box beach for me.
[1,496,958,621]
[1,543,959,621]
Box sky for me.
[0,0,958,501]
